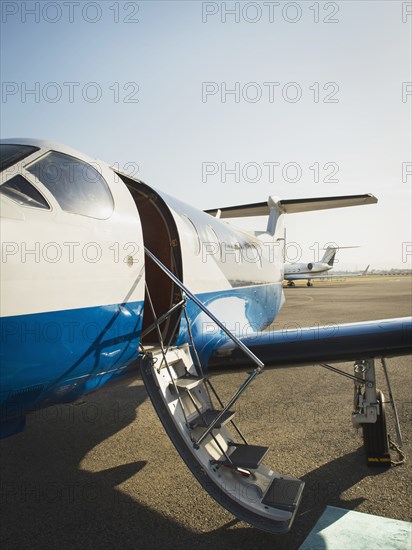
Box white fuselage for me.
[0,139,284,425]
[284,261,332,281]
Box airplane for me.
[284,246,369,286]
[284,245,337,286]
[1,138,411,535]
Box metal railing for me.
[144,247,265,447]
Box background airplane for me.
[1,139,411,534]
[284,245,337,286]
[284,246,369,286]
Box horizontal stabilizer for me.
[205,194,377,219]
[279,194,377,214]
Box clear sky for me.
[1,0,411,269]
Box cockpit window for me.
[26,151,114,219]
[0,175,50,209]
[0,144,40,172]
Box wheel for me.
[362,389,391,467]
[306,281,313,287]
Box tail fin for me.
[321,246,337,266]
[363,265,370,275]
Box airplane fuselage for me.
[284,261,332,280]
[0,139,284,436]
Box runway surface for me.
[1,276,411,549]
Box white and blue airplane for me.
[1,139,411,534]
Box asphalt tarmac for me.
[1,276,411,550]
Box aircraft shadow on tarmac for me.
[283,284,349,290]
[0,384,387,550]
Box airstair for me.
[139,248,304,534]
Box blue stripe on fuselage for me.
[0,282,283,424]
[177,282,284,364]
[0,301,144,418]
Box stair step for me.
[155,348,184,366]
[261,476,305,512]
[189,409,235,430]
[222,444,269,469]
[172,376,204,391]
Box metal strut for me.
[381,358,403,448]
[141,299,185,340]
[320,358,405,466]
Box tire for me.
[362,389,391,467]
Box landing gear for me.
[306,281,313,287]
[287,281,295,287]
[352,360,391,466]
[320,358,404,468]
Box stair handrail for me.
[144,247,265,446]
[144,247,264,370]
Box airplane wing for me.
[329,265,371,277]
[208,317,412,368]
[205,194,378,218]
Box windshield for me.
[0,144,40,172]
[26,151,114,219]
